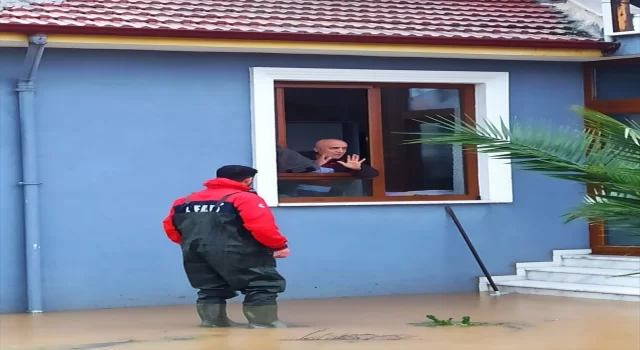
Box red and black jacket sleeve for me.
[233,193,288,251]
[162,198,185,244]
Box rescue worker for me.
[162,165,290,329]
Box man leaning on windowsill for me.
[276,140,379,197]
[276,139,380,179]
[276,139,379,178]
[308,139,379,178]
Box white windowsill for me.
[606,30,640,37]
[277,200,510,207]
[249,67,513,207]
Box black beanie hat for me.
[216,165,258,182]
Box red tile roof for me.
[0,0,616,51]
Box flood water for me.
[1,294,639,350]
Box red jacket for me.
[162,178,288,250]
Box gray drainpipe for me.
[17,34,47,313]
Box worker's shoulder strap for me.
[184,191,246,213]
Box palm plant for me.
[404,106,640,234]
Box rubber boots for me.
[196,303,238,327]
[243,305,288,329]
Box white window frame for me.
[249,67,512,207]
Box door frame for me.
[583,58,640,256]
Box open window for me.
[274,82,479,204]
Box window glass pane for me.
[282,88,370,158]
[278,178,373,198]
[381,88,466,196]
[276,87,374,199]
[604,225,640,247]
[609,113,640,124]
[594,63,640,100]
[602,113,640,247]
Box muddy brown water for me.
[1,294,638,350]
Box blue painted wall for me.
[614,35,640,56]
[0,48,588,313]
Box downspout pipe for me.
[17,34,47,313]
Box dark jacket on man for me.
[298,151,379,178]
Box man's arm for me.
[234,193,288,250]
[162,200,183,244]
[336,155,380,178]
[276,145,319,173]
[351,163,379,179]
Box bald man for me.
[311,139,379,178]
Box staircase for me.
[479,249,640,302]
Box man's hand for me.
[338,154,366,170]
[273,248,290,258]
[316,154,333,167]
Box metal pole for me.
[444,206,500,294]
[17,34,47,313]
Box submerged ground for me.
[1,293,638,350]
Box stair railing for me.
[444,206,500,294]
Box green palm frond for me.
[402,106,640,235]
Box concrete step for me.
[494,280,640,302]
[478,250,640,301]
[525,267,640,288]
[561,255,640,270]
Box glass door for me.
[584,58,640,256]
